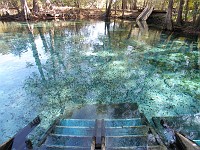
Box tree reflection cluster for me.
[15,21,199,112]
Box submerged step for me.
[58,119,95,127]
[54,126,94,136]
[106,145,163,150]
[44,145,91,150]
[105,118,142,127]
[66,103,140,119]
[45,135,92,147]
[106,136,147,147]
[105,126,148,136]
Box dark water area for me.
[0,20,199,144]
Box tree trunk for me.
[130,0,137,10]
[33,0,39,14]
[143,0,146,8]
[184,0,189,21]
[143,0,148,7]
[75,0,80,8]
[122,0,125,18]
[46,0,53,10]
[176,0,184,25]
[106,0,108,10]
[193,1,198,24]
[124,0,128,9]
[114,1,117,15]
[105,0,113,19]
[163,0,174,30]
[161,0,166,10]
[195,14,200,30]
[20,0,31,20]
[122,0,128,10]
[133,0,137,10]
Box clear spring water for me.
[0,20,199,145]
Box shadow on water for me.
[0,20,200,144]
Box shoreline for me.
[0,8,199,36]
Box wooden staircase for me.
[40,119,96,149]
[39,103,167,150]
[136,5,154,21]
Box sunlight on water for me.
[0,20,199,145]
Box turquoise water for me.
[0,20,199,144]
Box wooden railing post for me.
[101,119,106,150]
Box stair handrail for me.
[175,132,200,150]
[136,5,149,21]
[160,119,200,149]
[0,116,41,150]
[142,6,154,21]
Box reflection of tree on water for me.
[0,22,30,55]
[27,23,46,82]
[136,21,149,38]
[38,27,48,53]
[24,21,88,108]
[146,31,200,107]
[22,21,200,120]
[127,23,133,40]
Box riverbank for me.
[1,8,199,35]
[0,8,166,21]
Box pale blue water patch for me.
[0,20,199,145]
[0,30,49,143]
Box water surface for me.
[0,20,199,144]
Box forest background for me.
[0,0,200,32]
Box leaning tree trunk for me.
[20,0,31,20]
[163,0,173,30]
[176,0,184,25]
